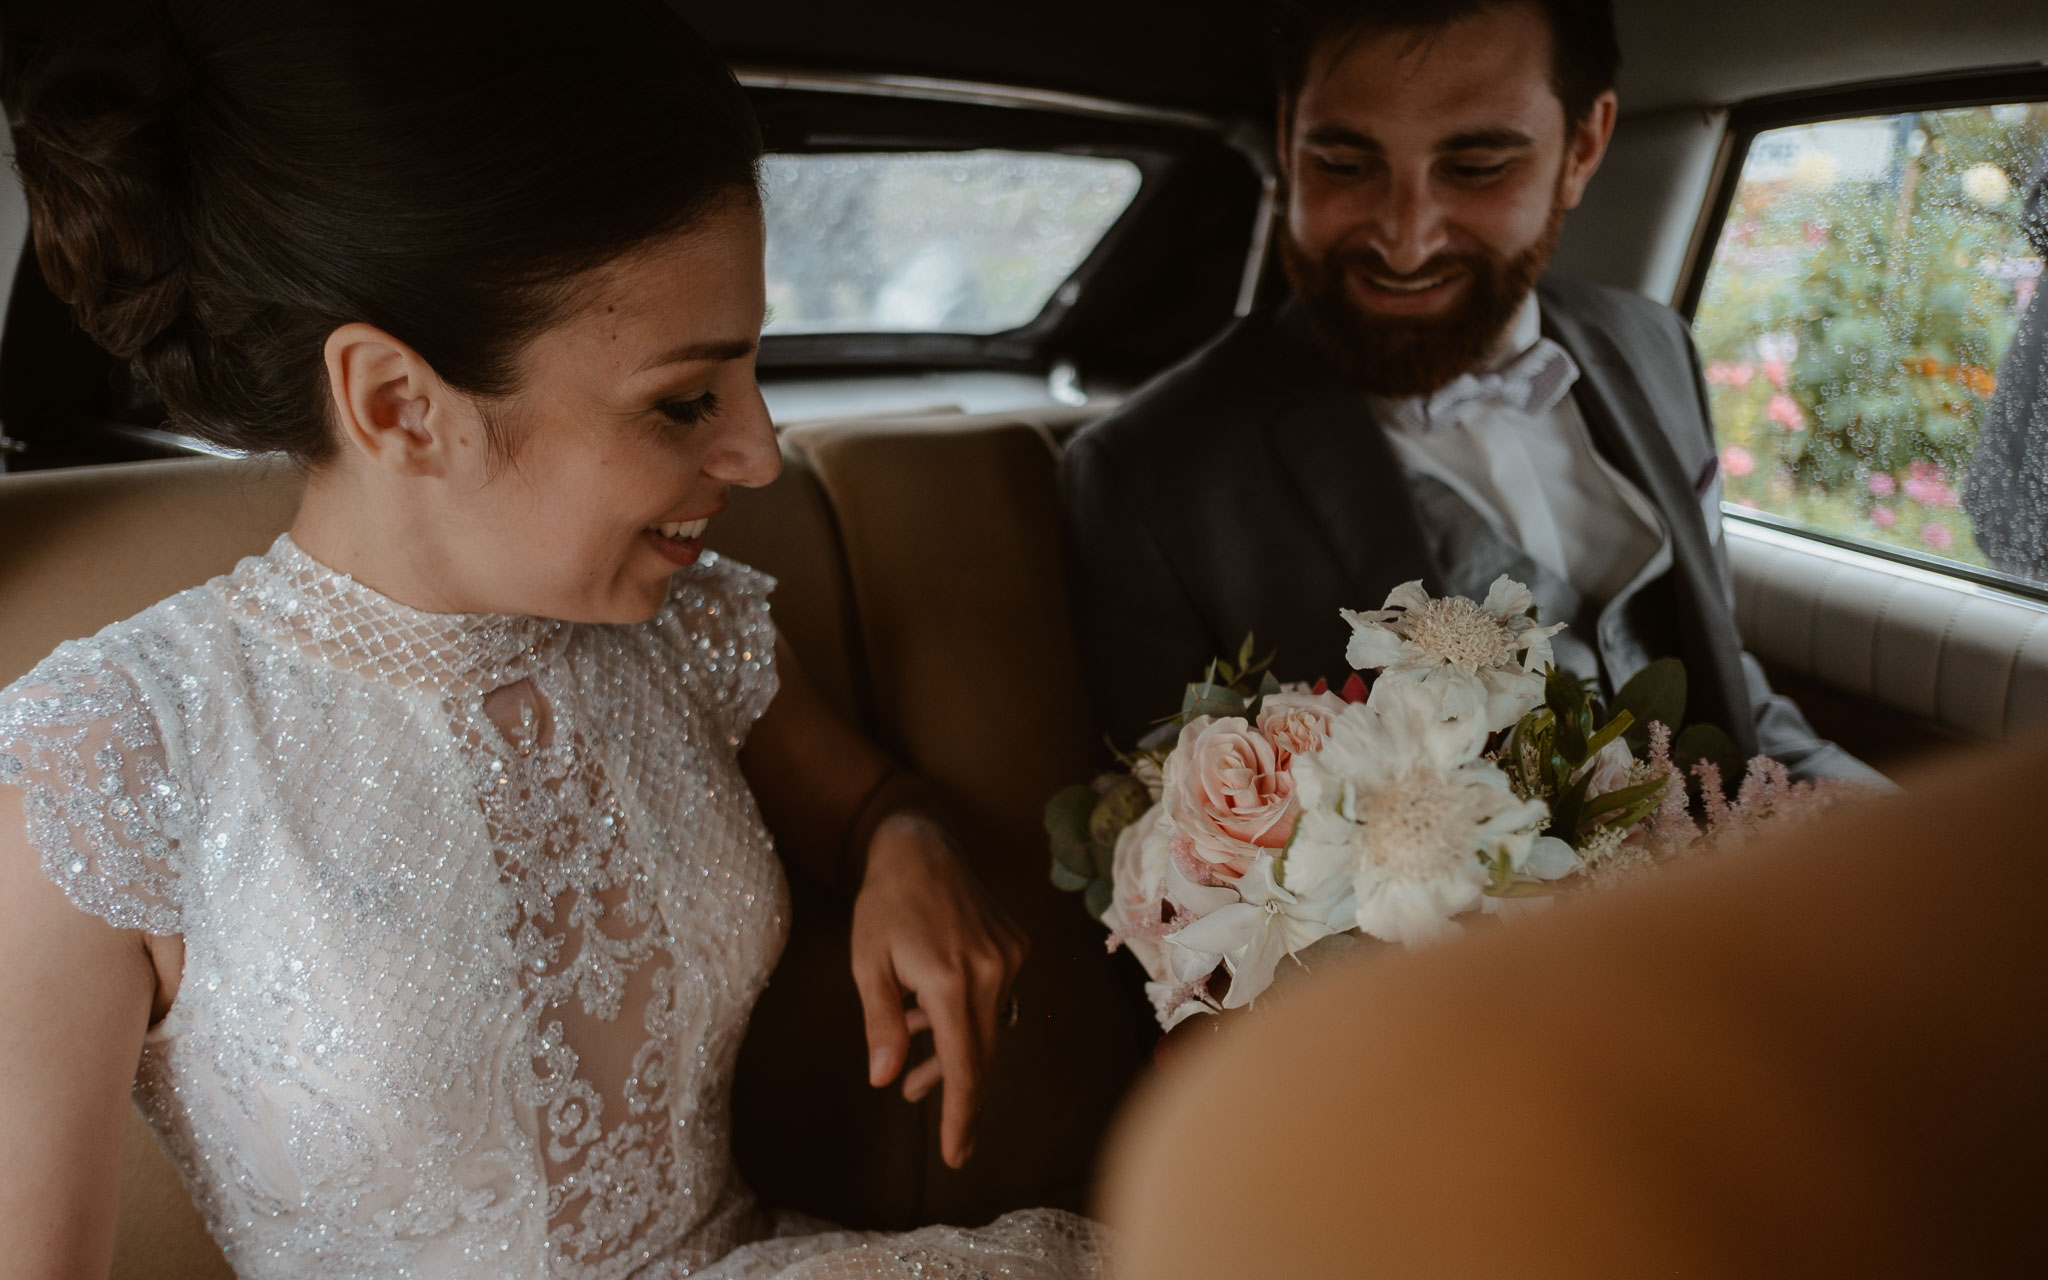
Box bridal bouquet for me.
[1047,577,1854,1030]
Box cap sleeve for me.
[0,645,187,935]
[664,552,780,747]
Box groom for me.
[1061,0,1879,783]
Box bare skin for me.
[0,200,1019,1273]
[1281,1,1617,339]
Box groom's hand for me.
[850,812,1029,1170]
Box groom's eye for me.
[1311,154,1368,179]
[1443,158,1513,185]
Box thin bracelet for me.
[838,766,950,897]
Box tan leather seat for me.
[0,403,1144,1273]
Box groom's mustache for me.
[1326,248,1488,296]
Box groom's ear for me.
[1557,90,1619,212]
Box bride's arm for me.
[739,633,1027,1170]
[0,786,159,1278]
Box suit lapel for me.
[1541,290,1757,752]
[1259,301,1444,605]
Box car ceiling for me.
[3,1,2043,122]
[690,0,2048,121]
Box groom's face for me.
[1280,2,1616,395]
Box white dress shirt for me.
[1371,295,1667,608]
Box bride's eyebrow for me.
[633,337,759,373]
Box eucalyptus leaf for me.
[1044,785,1097,846]
[1082,878,1114,921]
[1088,776,1151,849]
[1089,839,1115,884]
[1181,682,1247,721]
[1613,658,1687,754]
[1050,861,1092,893]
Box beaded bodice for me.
[0,536,789,1278]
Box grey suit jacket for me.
[1060,276,1878,783]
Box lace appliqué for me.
[467,679,691,1276]
[0,646,185,934]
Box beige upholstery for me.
[778,409,1142,1224]
[1728,522,2048,741]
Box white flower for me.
[1963,163,2011,206]
[1341,576,1565,731]
[1288,683,1552,945]
[1164,855,1339,1009]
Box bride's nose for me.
[704,384,782,489]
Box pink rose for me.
[1721,445,1756,478]
[1102,805,1175,983]
[1161,716,1298,875]
[1763,359,1790,390]
[1870,505,1897,529]
[1255,689,1347,768]
[1868,473,1896,498]
[1572,737,1635,798]
[1922,522,1955,551]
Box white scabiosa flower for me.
[1288,683,1552,945]
[1340,576,1565,731]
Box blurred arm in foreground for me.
[1101,739,2048,1278]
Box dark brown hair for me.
[12,0,763,461]
[1270,0,1620,129]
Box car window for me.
[760,150,1142,336]
[1693,102,2048,587]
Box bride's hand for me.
[850,812,1029,1170]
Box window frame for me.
[1677,64,2048,602]
[739,70,1274,375]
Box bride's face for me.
[422,202,780,622]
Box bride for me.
[0,2,1102,1276]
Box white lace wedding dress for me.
[0,535,1104,1280]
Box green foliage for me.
[1694,103,2048,568]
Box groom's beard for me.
[1280,194,1566,399]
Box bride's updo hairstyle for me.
[12,0,762,461]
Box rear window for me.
[1692,102,2048,586]
[760,150,1143,336]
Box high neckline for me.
[223,534,570,695]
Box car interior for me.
[0,3,2045,1277]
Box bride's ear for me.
[322,322,466,478]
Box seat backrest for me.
[773,407,1145,1222]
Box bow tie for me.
[1382,337,1581,435]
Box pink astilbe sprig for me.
[1639,722,1701,858]
[1618,722,1860,886]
